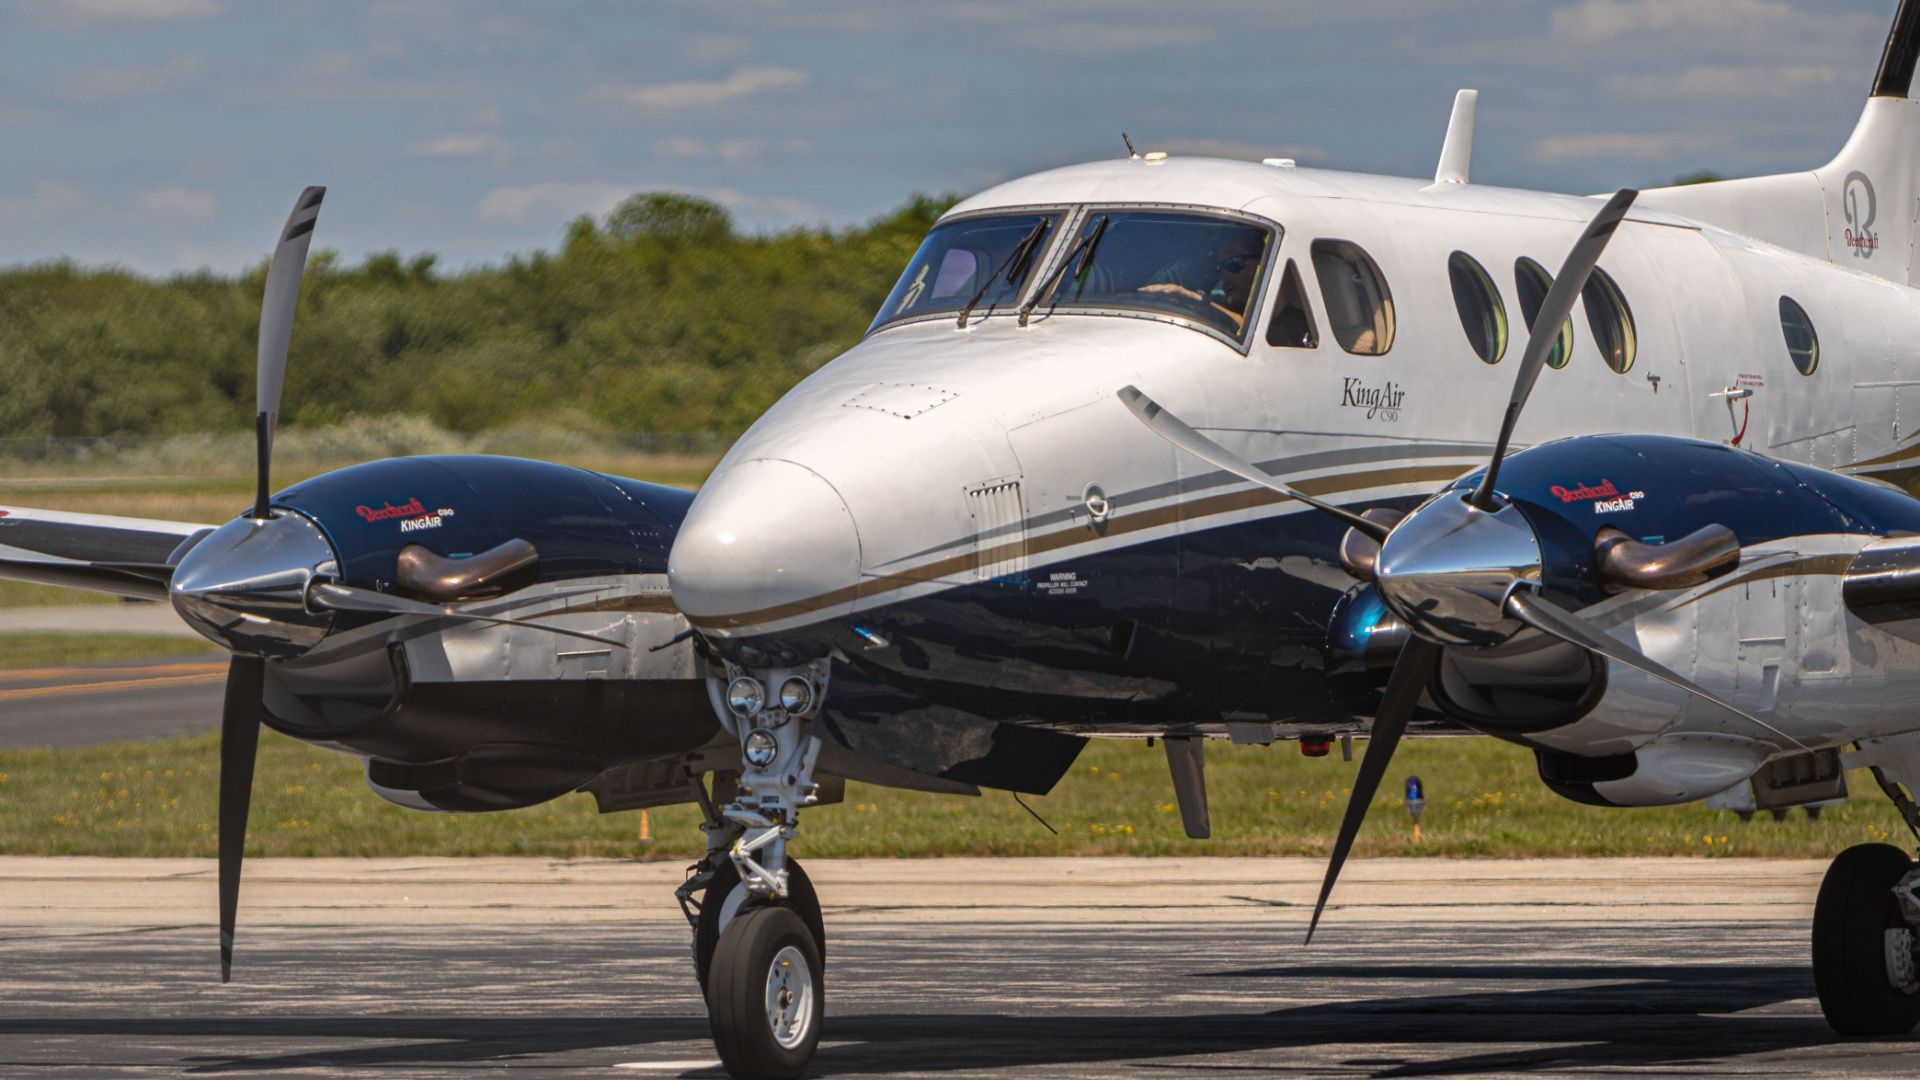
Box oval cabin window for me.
[1514,257,1573,370]
[1310,239,1395,355]
[1780,296,1819,375]
[1582,267,1636,374]
[1447,251,1507,364]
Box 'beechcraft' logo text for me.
[1844,171,1879,258]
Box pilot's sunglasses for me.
[1217,255,1253,272]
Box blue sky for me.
[0,0,1900,276]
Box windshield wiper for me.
[1019,215,1109,328]
[957,219,1050,329]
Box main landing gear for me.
[677,659,832,1080]
[1813,843,1920,1035]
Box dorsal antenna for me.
[1431,89,1478,188]
[1122,131,1137,159]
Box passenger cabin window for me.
[1447,251,1506,364]
[870,212,1058,331]
[1036,210,1274,340]
[1780,296,1819,375]
[1582,267,1636,374]
[1514,257,1573,369]
[1310,240,1394,355]
[1265,259,1318,349]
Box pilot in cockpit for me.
[1135,239,1264,332]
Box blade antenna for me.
[1307,636,1443,943]
[1469,188,1637,510]
[252,186,326,519]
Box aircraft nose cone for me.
[170,511,339,657]
[669,458,861,635]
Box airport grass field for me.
[0,453,1908,861]
[0,727,1904,861]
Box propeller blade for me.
[1118,386,1390,542]
[217,655,265,983]
[1503,588,1808,749]
[1306,635,1443,943]
[253,186,326,519]
[1469,189,1638,510]
[307,581,628,648]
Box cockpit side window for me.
[1265,259,1318,349]
[870,212,1059,332]
[1310,239,1395,355]
[1035,210,1274,341]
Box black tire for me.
[1813,842,1920,1036]
[694,857,824,994]
[708,904,823,1080]
[1808,806,1824,822]
[1736,810,1755,823]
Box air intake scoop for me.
[396,539,538,602]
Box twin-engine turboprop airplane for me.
[18,3,1920,1076]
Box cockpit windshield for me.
[1036,211,1274,339]
[869,212,1059,331]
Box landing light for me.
[778,676,814,714]
[726,677,765,718]
[743,728,780,768]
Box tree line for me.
[0,192,952,438]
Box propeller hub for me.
[1373,494,1541,648]
[170,511,338,658]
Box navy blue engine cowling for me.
[1459,434,1920,606]
[272,455,693,588]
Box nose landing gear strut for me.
[683,659,832,1079]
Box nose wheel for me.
[693,855,826,995]
[708,904,824,1079]
[1813,842,1920,1035]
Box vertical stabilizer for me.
[1637,0,1920,285]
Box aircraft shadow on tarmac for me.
[0,958,1892,1076]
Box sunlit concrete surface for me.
[0,859,1895,1076]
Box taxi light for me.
[778,676,814,714]
[744,729,779,768]
[726,677,765,718]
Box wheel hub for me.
[766,946,815,1050]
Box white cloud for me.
[1611,64,1839,100]
[134,186,216,220]
[592,65,809,111]
[410,133,513,166]
[477,181,632,224]
[27,0,220,27]
[54,54,202,101]
[653,136,809,165]
[0,181,91,221]
[686,34,752,65]
[475,182,817,228]
[1530,132,1702,163]
[1552,0,1790,43]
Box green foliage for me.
[0,192,957,438]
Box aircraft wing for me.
[0,505,214,601]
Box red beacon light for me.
[1299,737,1332,757]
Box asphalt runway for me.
[0,852,1898,1080]
[0,654,224,749]
[0,916,1897,1078]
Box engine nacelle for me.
[1536,733,1777,807]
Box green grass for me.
[0,731,1902,859]
[0,632,215,668]
[0,581,115,607]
